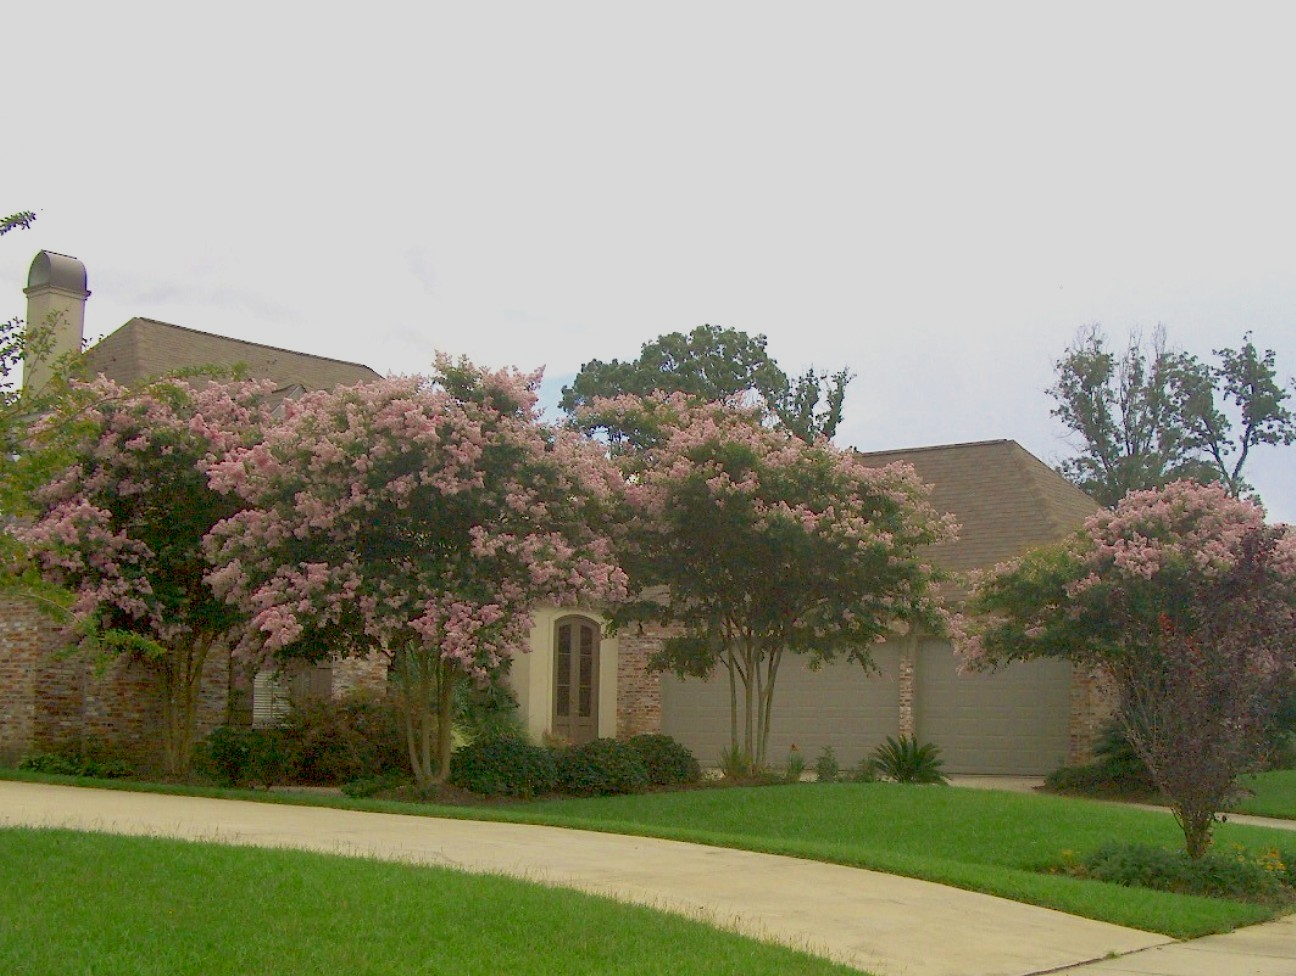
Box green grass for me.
[6,769,1295,938]
[511,782,1295,937]
[1237,770,1296,820]
[0,828,861,976]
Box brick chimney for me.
[23,250,89,395]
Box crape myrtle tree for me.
[589,393,957,767]
[206,359,627,789]
[1050,325,1294,505]
[560,324,852,443]
[963,481,1296,858]
[17,376,275,774]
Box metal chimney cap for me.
[26,250,89,296]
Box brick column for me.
[1067,666,1117,765]
[615,630,663,739]
[897,633,917,739]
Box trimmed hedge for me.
[555,738,650,797]
[449,735,558,798]
[625,734,701,787]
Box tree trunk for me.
[158,635,212,777]
[434,660,457,786]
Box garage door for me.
[914,638,1070,775]
[661,643,901,769]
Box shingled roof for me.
[86,317,381,390]
[858,439,1099,596]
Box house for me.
[1,251,1106,774]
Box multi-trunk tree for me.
[206,360,627,789]
[17,377,275,774]
[590,393,956,767]
[963,480,1296,857]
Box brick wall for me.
[0,595,55,764]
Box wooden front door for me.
[553,616,599,744]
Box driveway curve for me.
[0,780,1169,976]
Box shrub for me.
[814,746,840,784]
[1045,723,1157,796]
[625,734,701,787]
[449,734,558,798]
[718,744,754,781]
[1075,842,1294,903]
[554,738,650,797]
[199,727,291,789]
[870,736,948,784]
[850,757,878,783]
[281,693,406,786]
[18,752,133,779]
[784,745,807,783]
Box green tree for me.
[594,394,954,767]
[561,324,851,443]
[1050,326,1294,505]
[964,481,1296,858]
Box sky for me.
[6,2,1295,521]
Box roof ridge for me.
[124,317,380,375]
[855,438,1013,459]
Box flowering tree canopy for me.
[594,394,957,766]
[17,377,275,773]
[207,360,627,787]
[964,481,1296,857]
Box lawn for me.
[5,771,1295,939]
[0,828,860,976]
[513,781,1296,937]
[1236,770,1296,820]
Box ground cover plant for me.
[0,828,858,976]
[6,772,1296,938]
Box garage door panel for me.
[661,645,901,768]
[915,638,1070,775]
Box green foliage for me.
[1071,842,1294,903]
[1050,325,1295,504]
[454,666,525,743]
[625,734,701,787]
[554,737,651,797]
[198,727,291,789]
[814,746,840,784]
[17,752,133,779]
[1046,723,1157,796]
[849,757,878,783]
[869,736,948,784]
[280,693,407,786]
[561,324,852,442]
[718,743,757,781]
[449,734,558,798]
[784,745,807,783]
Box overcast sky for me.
[6,2,1294,520]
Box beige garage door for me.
[661,644,901,769]
[914,638,1070,775]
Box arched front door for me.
[553,615,600,744]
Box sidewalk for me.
[1,780,1293,976]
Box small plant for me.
[1045,722,1156,797]
[554,738,651,797]
[850,757,878,783]
[625,734,701,787]
[870,736,948,784]
[784,744,807,783]
[281,692,406,785]
[814,746,839,784]
[718,744,754,781]
[340,772,410,798]
[449,733,558,798]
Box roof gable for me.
[85,317,381,390]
